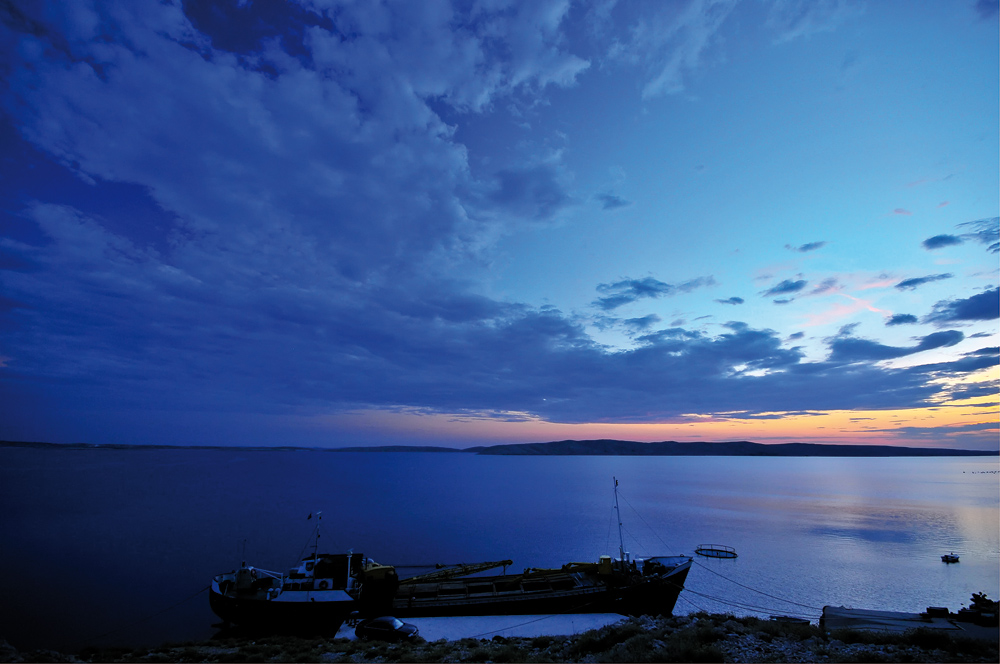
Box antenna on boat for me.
[613,477,626,563]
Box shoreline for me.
[4,612,997,663]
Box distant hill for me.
[331,445,467,453]
[473,439,999,457]
[2,439,996,456]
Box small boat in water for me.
[209,479,693,630]
[941,552,960,563]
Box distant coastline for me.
[2,438,997,457]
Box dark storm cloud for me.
[761,279,807,297]
[716,296,744,305]
[922,234,963,250]
[894,273,952,290]
[885,314,918,326]
[924,288,1000,324]
[785,241,826,253]
[594,276,716,310]
[596,193,632,210]
[828,330,964,363]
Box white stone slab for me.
[337,613,627,641]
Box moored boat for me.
[375,554,692,618]
[357,477,692,618]
[209,514,364,634]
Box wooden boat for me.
[357,478,692,618]
[374,554,692,618]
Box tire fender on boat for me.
[318,580,330,590]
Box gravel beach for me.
[3,612,997,663]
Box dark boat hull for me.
[389,561,691,618]
[209,583,355,634]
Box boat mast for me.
[313,511,322,560]
[613,477,626,562]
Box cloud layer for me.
[0,1,996,447]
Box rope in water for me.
[615,487,824,614]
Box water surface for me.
[1,448,996,652]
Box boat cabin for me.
[283,553,367,592]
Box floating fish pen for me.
[695,544,738,558]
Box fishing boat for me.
[358,477,693,618]
[209,513,363,633]
[941,552,960,563]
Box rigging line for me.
[680,587,819,619]
[659,576,817,619]
[294,523,321,568]
[605,504,614,555]
[87,585,211,643]
[466,598,606,639]
[691,561,823,611]
[676,593,709,613]
[620,523,648,557]
[615,488,677,554]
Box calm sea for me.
[1,447,997,652]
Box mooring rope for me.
[691,561,823,611]
[615,486,823,613]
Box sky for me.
[0,0,997,450]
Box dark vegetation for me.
[4,612,996,663]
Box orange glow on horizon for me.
[303,393,998,449]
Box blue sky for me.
[0,0,997,449]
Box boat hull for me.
[209,580,355,634]
[389,560,691,618]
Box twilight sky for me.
[1,0,997,449]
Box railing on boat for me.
[695,544,738,558]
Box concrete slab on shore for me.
[822,606,999,641]
[336,613,627,642]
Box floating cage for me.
[695,544,738,559]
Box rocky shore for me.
[3,613,997,663]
